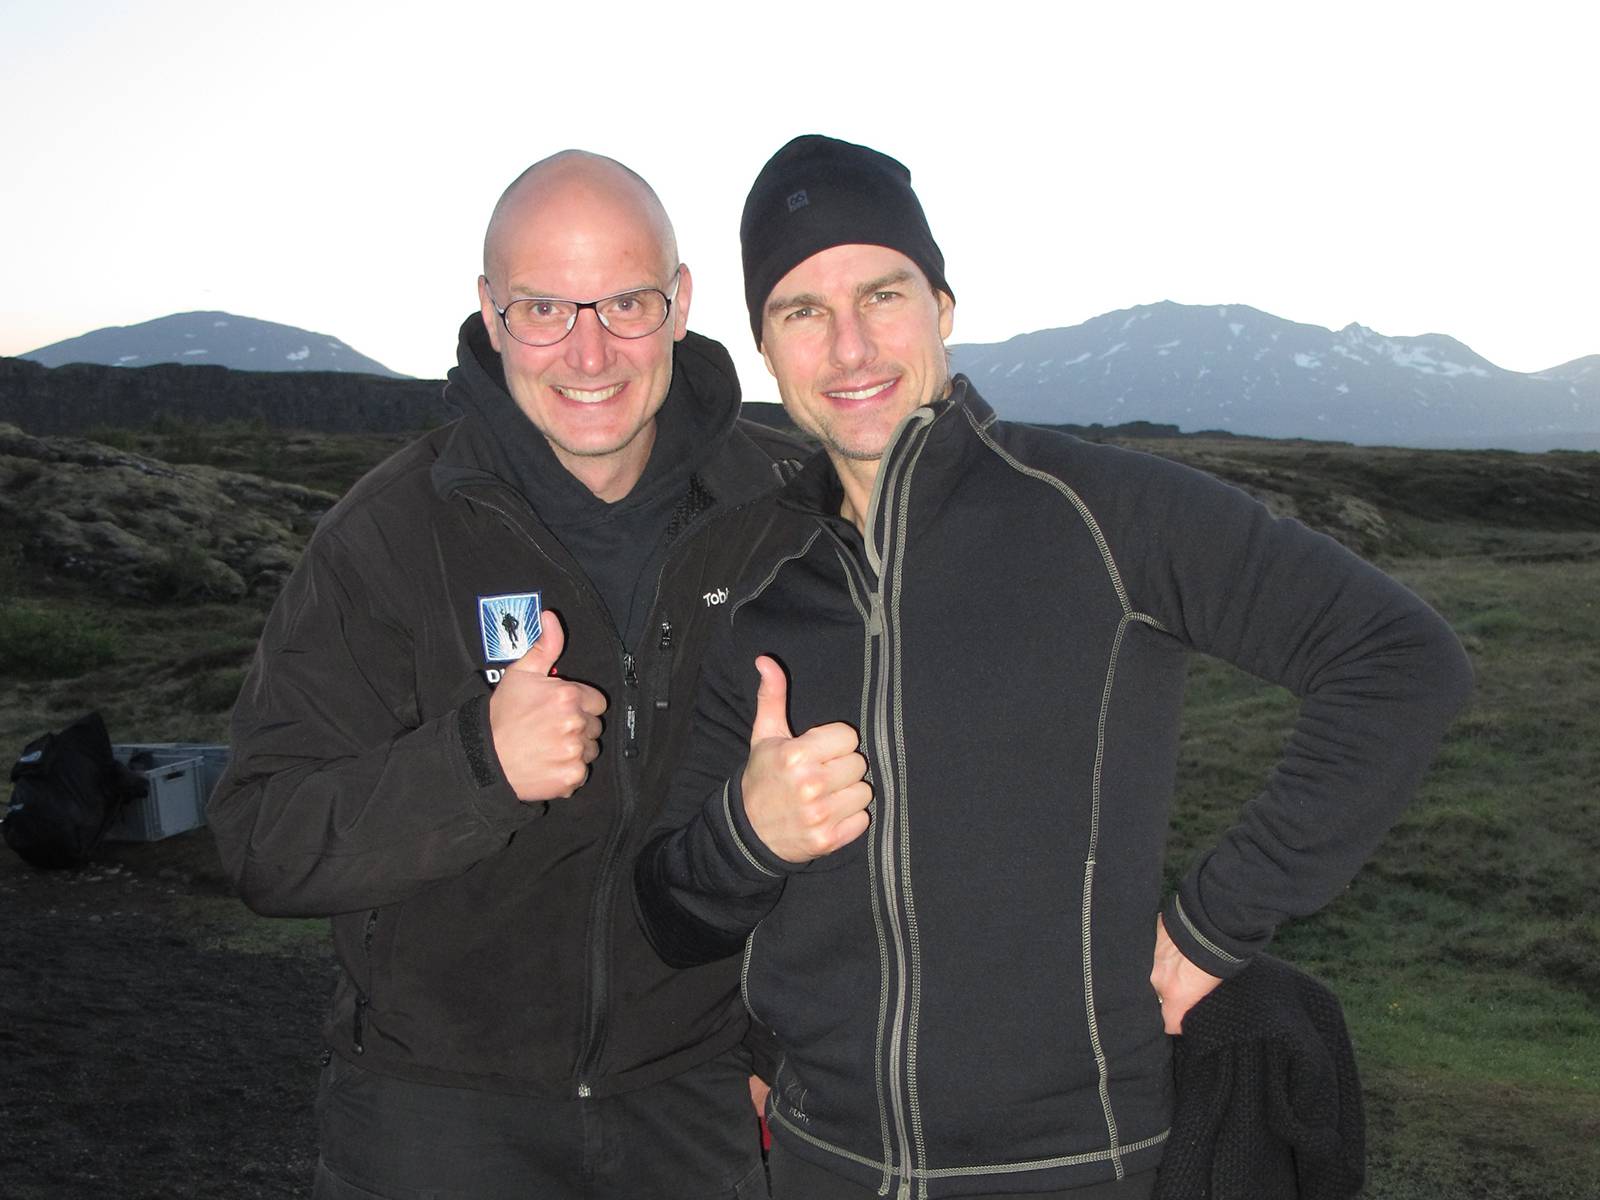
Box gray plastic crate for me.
[114,743,230,799]
[104,745,225,841]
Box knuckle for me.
[800,798,831,828]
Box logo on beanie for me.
[786,190,809,213]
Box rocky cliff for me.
[0,424,332,603]
[0,357,452,436]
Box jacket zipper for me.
[458,471,765,1098]
[571,513,717,1098]
[820,518,917,1194]
[861,409,937,1199]
[354,908,378,1055]
[463,486,628,1101]
[575,644,638,1099]
[871,590,916,1200]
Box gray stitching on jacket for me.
[854,558,895,1190]
[923,1129,1171,1179]
[889,419,938,1196]
[722,781,780,878]
[862,407,935,580]
[731,528,823,625]
[740,932,758,1019]
[1175,894,1244,964]
[838,546,897,1191]
[766,1104,1169,1180]
[963,408,1169,633]
[861,404,934,1194]
[1080,612,1146,1176]
[963,408,1180,1178]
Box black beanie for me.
[740,134,952,344]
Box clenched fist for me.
[741,655,872,863]
[488,611,607,802]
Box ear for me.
[478,275,504,353]
[937,290,955,341]
[670,264,693,341]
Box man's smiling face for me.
[478,158,690,500]
[759,242,953,465]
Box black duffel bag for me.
[4,712,148,869]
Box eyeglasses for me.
[488,267,681,347]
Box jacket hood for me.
[433,313,745,527]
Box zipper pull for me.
[654,621,674,712]
[624,704,639,759]
[623,652,638,688]
[868,594,885,637]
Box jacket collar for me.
[429,314,768,519]
[778,375,994,521]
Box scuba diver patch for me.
[479,591,542,665]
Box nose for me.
[829,307,875,370]
[563,307,613,375]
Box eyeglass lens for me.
[503,289,669,346]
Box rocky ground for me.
[0,829,330,1199]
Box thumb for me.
[509,608,565,676]
[750,655,794,743]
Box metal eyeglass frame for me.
[487,265,682,347]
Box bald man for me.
[209,152,799,1199]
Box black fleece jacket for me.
[635,381,1471,1196]
[209,319,803,1098]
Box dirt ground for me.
[0,828,330,1199]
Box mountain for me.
[20,311,405,377]
[948,303,1600,451]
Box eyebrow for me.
[504,281,657,300]
[765,269,917,316]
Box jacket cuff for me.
[743,1018,783,1084]
[454,694,538,830]
[713,772,802,881]
[1163,890,1257,980]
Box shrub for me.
[190,667,248,714]
[83,425,137,451]
[0,601,118,677]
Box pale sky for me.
[2,1,1595,404]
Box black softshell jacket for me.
[636,382,1472,1196]
[208,326,799,1098]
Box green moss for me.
[0,600,119,677]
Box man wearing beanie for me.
[210,151,801,1199]
[636,135,1472,1199]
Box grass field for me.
[3,426,1597,1197]
[1169,525,1600,1198]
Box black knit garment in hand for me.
[1156,956,1365,1200]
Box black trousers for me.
[766,1137,1157,1200]
[312,1047,767,1200]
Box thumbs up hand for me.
[488,610,608,802]
[741,656,872,863]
